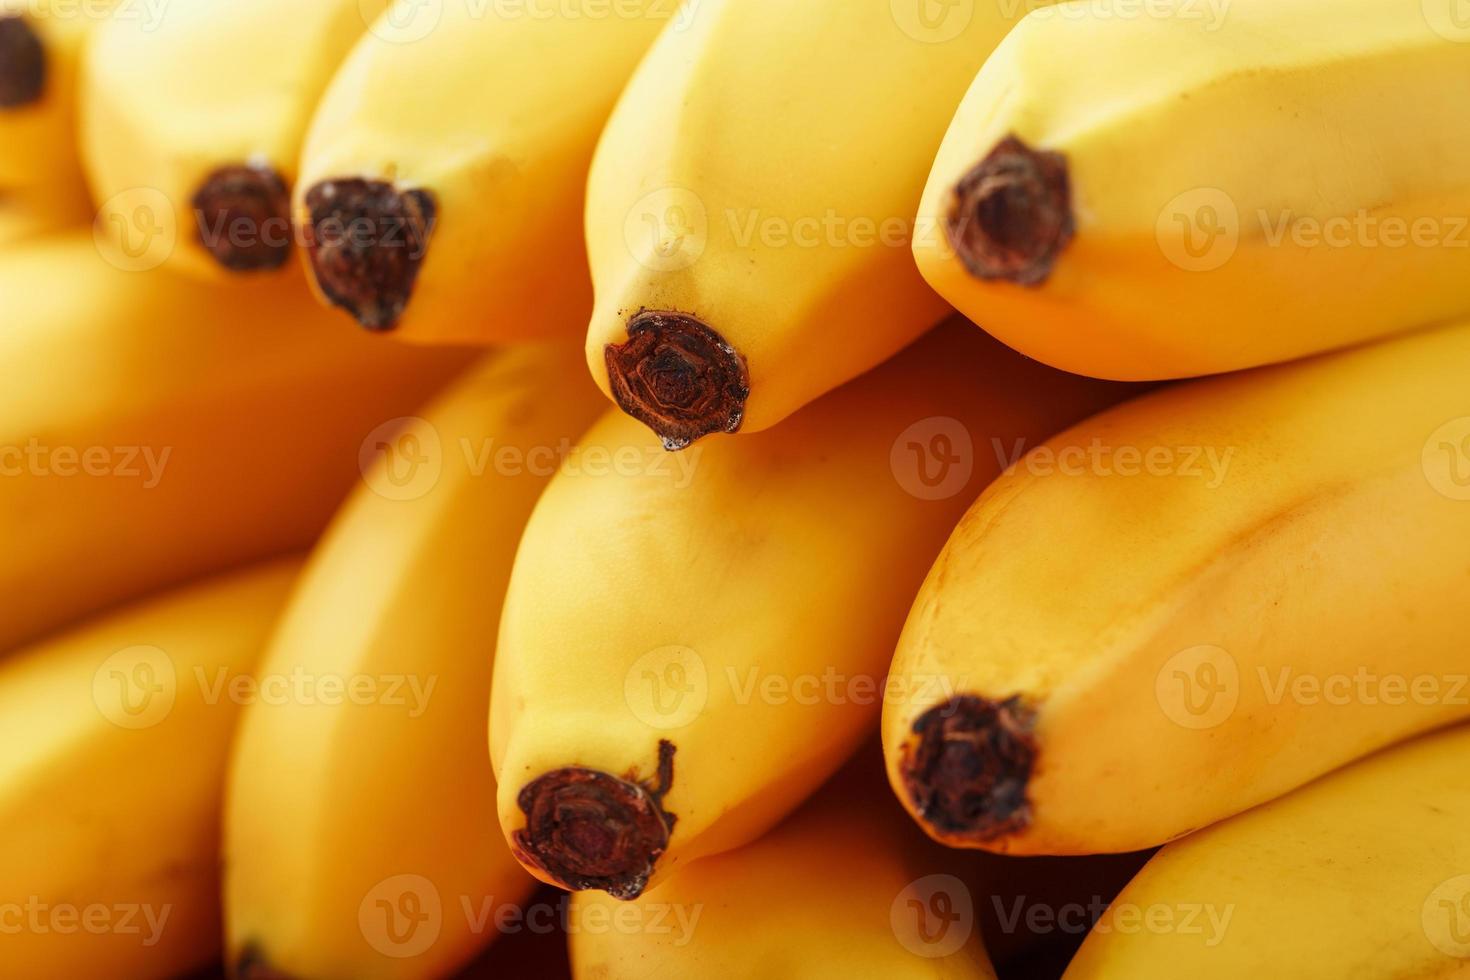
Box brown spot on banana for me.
[513,740,677,901]
[899,695,1037,844]
[604,311,749,452]
[944,135,1074,287]
[0,15,45,108]
[302,178,437,331]
[192,164,293,272]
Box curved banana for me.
[81,0,388,277]
[584,0,1052,449]
[0,557,301,980]
[0,0,113,205]
[225,345,606,980]
[0,233,467,654]
[492,319,1125,899]
[915,0,1470,381]
[884,320,1470,856]
[570,757,997,979]
[293,0,679,342]
[1065,723,1470,978]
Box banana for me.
[584,0,1054,449]
[914,0,1470,382]
[225,345,606,980]
[0,557,301,980]
[292,0,680,342]
[492,319,1126,900]
[81,0,389,277]
[883,319,1470,857]
[569,754,997,979]
[0,233,468,654]
[0,180,92,246]
[0,0,113,205]
[1064,722,1470,979]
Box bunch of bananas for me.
[3,0,1470,977]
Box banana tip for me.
[604,311,749,451]
[302,178,436,331]
[0,14,45,108]
[899,694,1037,844]
[512,740,677,900]
[192,164,293,273]
[945,134,1074,287]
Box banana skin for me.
[884,319,1470,856]
[492,318,1128,900]
[1065,722,1470,978]
[293,0,681,341]
[0,558,302,980]
[225,346,606,980]
[915,0,1470,380]
[585,0,1057,449]
[0,233,468,654]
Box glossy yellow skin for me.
[1066,723,1470,979]
[81,0,388,279]
[884,321,1470,855]
[226,348,604,979]
[493,320,1126,895]
[585,0,1054,436]
[297,0,677,344]
[0,0,109,205]
[571,764,996,980]
[0,234,468,654]
[916,0,1470,381]
[0,558,301,980]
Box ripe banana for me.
[570,755,997,979]
[1064,723,1470,978]
[584,0,1053,449]
[293,0,680,341]
[81,0,389,277]
[914,0,1470,381]
[883,319,1470,856]
[0,557,302,980]
[0,0,112,204]
[492,319,1126,899]
[0,233,468,654]
[225,345,605,980]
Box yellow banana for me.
[225,345,606,980]
[915,0,1470,381]
[0,557,301,980]
[0,233,468,654]
[570,755,997,979]
[293,0,680,341]
[81,0,388,277]
[1065,722,1470,979]
[883,320,1470,856]
[584,0,1052,449]
[0,0,112,205]
[492,319,1126,899]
